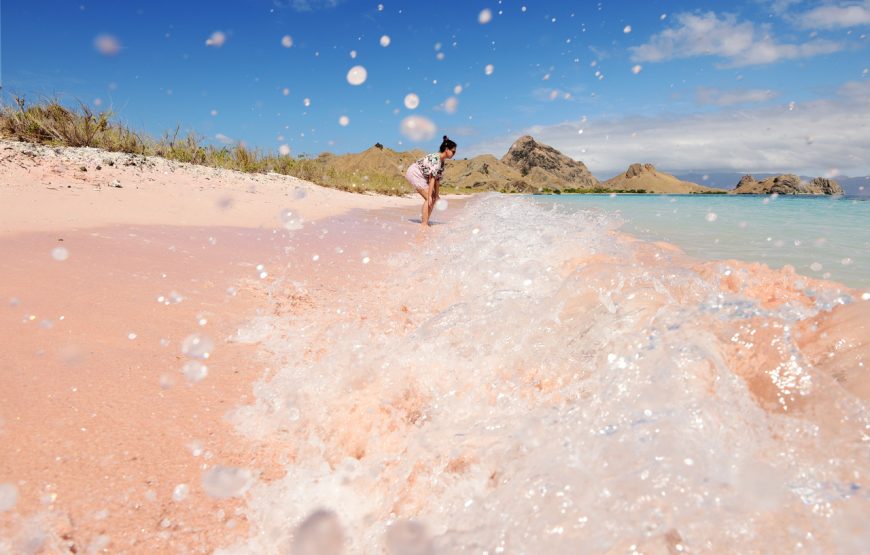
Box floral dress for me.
[405,152,444,191]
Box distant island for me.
[322,135,845,196]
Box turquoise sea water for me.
[530,194,870,289]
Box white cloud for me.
[696,86,779,106]
[467,81,870,177]
[629,11,841,67]
[215,133,233,144]
[274,0,344,12]
[796,1,870,29]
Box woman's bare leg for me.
[417,187,431,226]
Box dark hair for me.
[439,135,457,153]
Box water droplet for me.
[292,510,344,555]
[182,360,208,383]
[484,64,495,76]
[127,332,137,340]
[172,483,189,502]
[201,466,254,499]
[400,116,437,142]
[810,262,823,272]
[660,13,668,20]
[861,292,870,301]
[281,35,293,48]
[840,257,853,266]
[362,256,371,264]
[280,209,305,230]
[0,483,18,512]
[631,64,642,74]
[94,34,121,56]
[454,84,463,94]
[478,8,493,24]
[51,246,69,261]
[385,520,432,555]
[346,65,368,86]
[623,25,632,33]
[205,31,226,47]
[380,35,391,47]
[444,96,459,114]
[705,212,718,222]
[788,101,796,111]
[181,333,214,359]
[404,93,420,110]
[279,144,291,156]
[435,199,448,211]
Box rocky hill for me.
[730,174,844,195]
[498,135,599,190]
[603,163,717,194]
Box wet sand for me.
[0,139,444,552]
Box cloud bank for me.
[469,81,870,177]
[629,11,841,67]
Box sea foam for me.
[221,194,869,554]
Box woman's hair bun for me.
[443,135,449,141]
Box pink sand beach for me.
[1,140,868,553]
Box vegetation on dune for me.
[0,97,414,196]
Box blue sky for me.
[2,0,869,176]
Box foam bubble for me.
[339,115,350,126]
[484,64,495,75]
[281,35,293,48]
[181,333,214,359]
[51,246,69,261]
[201,466,254,499]
[400,116,437,142]
[631,64,643,74]
[478,9,493,24]
[346,65,368,86]
[435,199,448,211]
[279,144,291,156]
[404,93,420,110]
[380,35,391,47]
[623,25,632,33]
[303,98,311,107]
[454,84,463,94]
[706,212,718,222]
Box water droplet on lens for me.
[404,93,420,110]
[380,35,391,47]
[51,247,69,261]
[385,519,433,555]
[478,9,493,24]
[705,212,718,222]
[435,199,448,211]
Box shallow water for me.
[222,194,869,554]
[529,194,870,289]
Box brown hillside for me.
[603,163,716,193]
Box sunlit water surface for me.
[530,194,870,289]
[220,194,869,554]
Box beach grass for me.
[0,97,415,196]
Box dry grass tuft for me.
[0,97,416,196]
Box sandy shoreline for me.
[0,139,445,553]
[2,139,868,553]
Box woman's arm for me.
[428,176,436,203]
